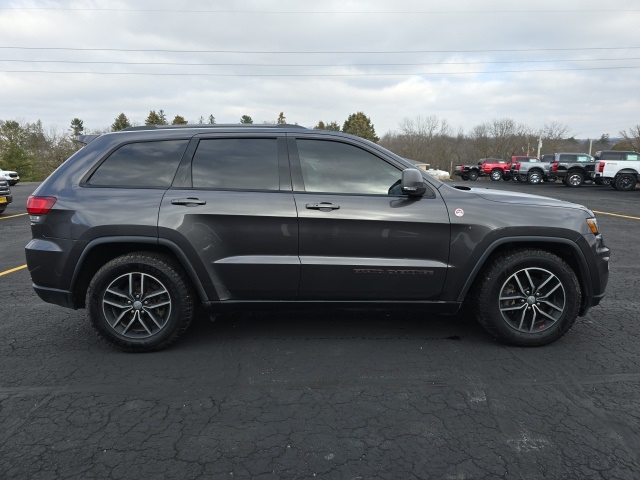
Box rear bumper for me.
[32,284,76,309]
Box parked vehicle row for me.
[0,179,12,214]
[454,150,640,190]
[453,158,513,181]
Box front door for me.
[290,137,450,301]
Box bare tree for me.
[620,124,640,151]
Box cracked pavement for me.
[1,182,639,479]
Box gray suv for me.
[25,125,610,351]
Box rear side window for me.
[599,152,624,160]
[88,140,188,187]
[625,153,639,160]
[576,155,592,162]
[191,138,279,190]
[559,154,576,162]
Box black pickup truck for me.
[0,179,12,214]
[549,152,596,187]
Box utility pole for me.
[588,139,593,155]
[536,136,542,158]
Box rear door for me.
[159,134,299,301]
[289,135,450,301]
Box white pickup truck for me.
[592,150,640,191]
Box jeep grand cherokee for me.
[25,125,610,351]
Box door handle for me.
[171,197,207,206]
[305,202,340,211]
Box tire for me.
[515,175,527,182]
[86,252,196,352]
[0,206,5,214]
[564,171,584,187]
[490,169,502,181]
[468,170,479,181]
[527,171,543,184]
[474,249,581,347]
[461,173,469,181]
[594,177,612,186]
[543,176,557,183]
[614,173,637,191]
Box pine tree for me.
[70,118,84,137]
[315,121,340,131]
[277,112,286,124]
[342,112,378,142]
[172,115,188,125]
[208,115,216,125]
[145,110,163,126]
[240,115,253,124]
[111,113,131,131]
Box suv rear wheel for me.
[86,252,195,352]
[475,249,581,346]
[490,169,502,181]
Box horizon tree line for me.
[1,111,638,181]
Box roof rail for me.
[74,134,101,145]
[121,124,307,131]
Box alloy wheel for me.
[497,267,566,333]
[102,272,172,339]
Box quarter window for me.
[88,140,188,187]
[192,138,279,190]
[296,139,401,195]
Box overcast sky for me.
[1,0,639,139]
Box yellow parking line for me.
[0,264,27,277]
[0,212,28,221]
[593,210,640,221]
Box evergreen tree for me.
[277,112,286,124]
[158,109,168,125]
[111,113,131,131]
[70,118,84,137]
[342,112,379,142]
[172,115,188,125]
[315,120,340,131]
[240,115,253,124]
[145,110,163,125]
[208,115,216,125]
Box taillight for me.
[551,162,558,172]
[516,162,521,169]
[27,196,57,215]
[598,161,605,173]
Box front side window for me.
[191,138,279,190]
[576,155,592,163]
[625,153,639,160]
[296,139,401,195]
[88,140,188,187]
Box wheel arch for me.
[614,168,639,176]
[69,237,208,309]
[457,237,593,314]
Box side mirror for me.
[401,168,427,197]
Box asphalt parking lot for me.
[1,180,639,479]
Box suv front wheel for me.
[86,252,195,352]
[475,249,581,346]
